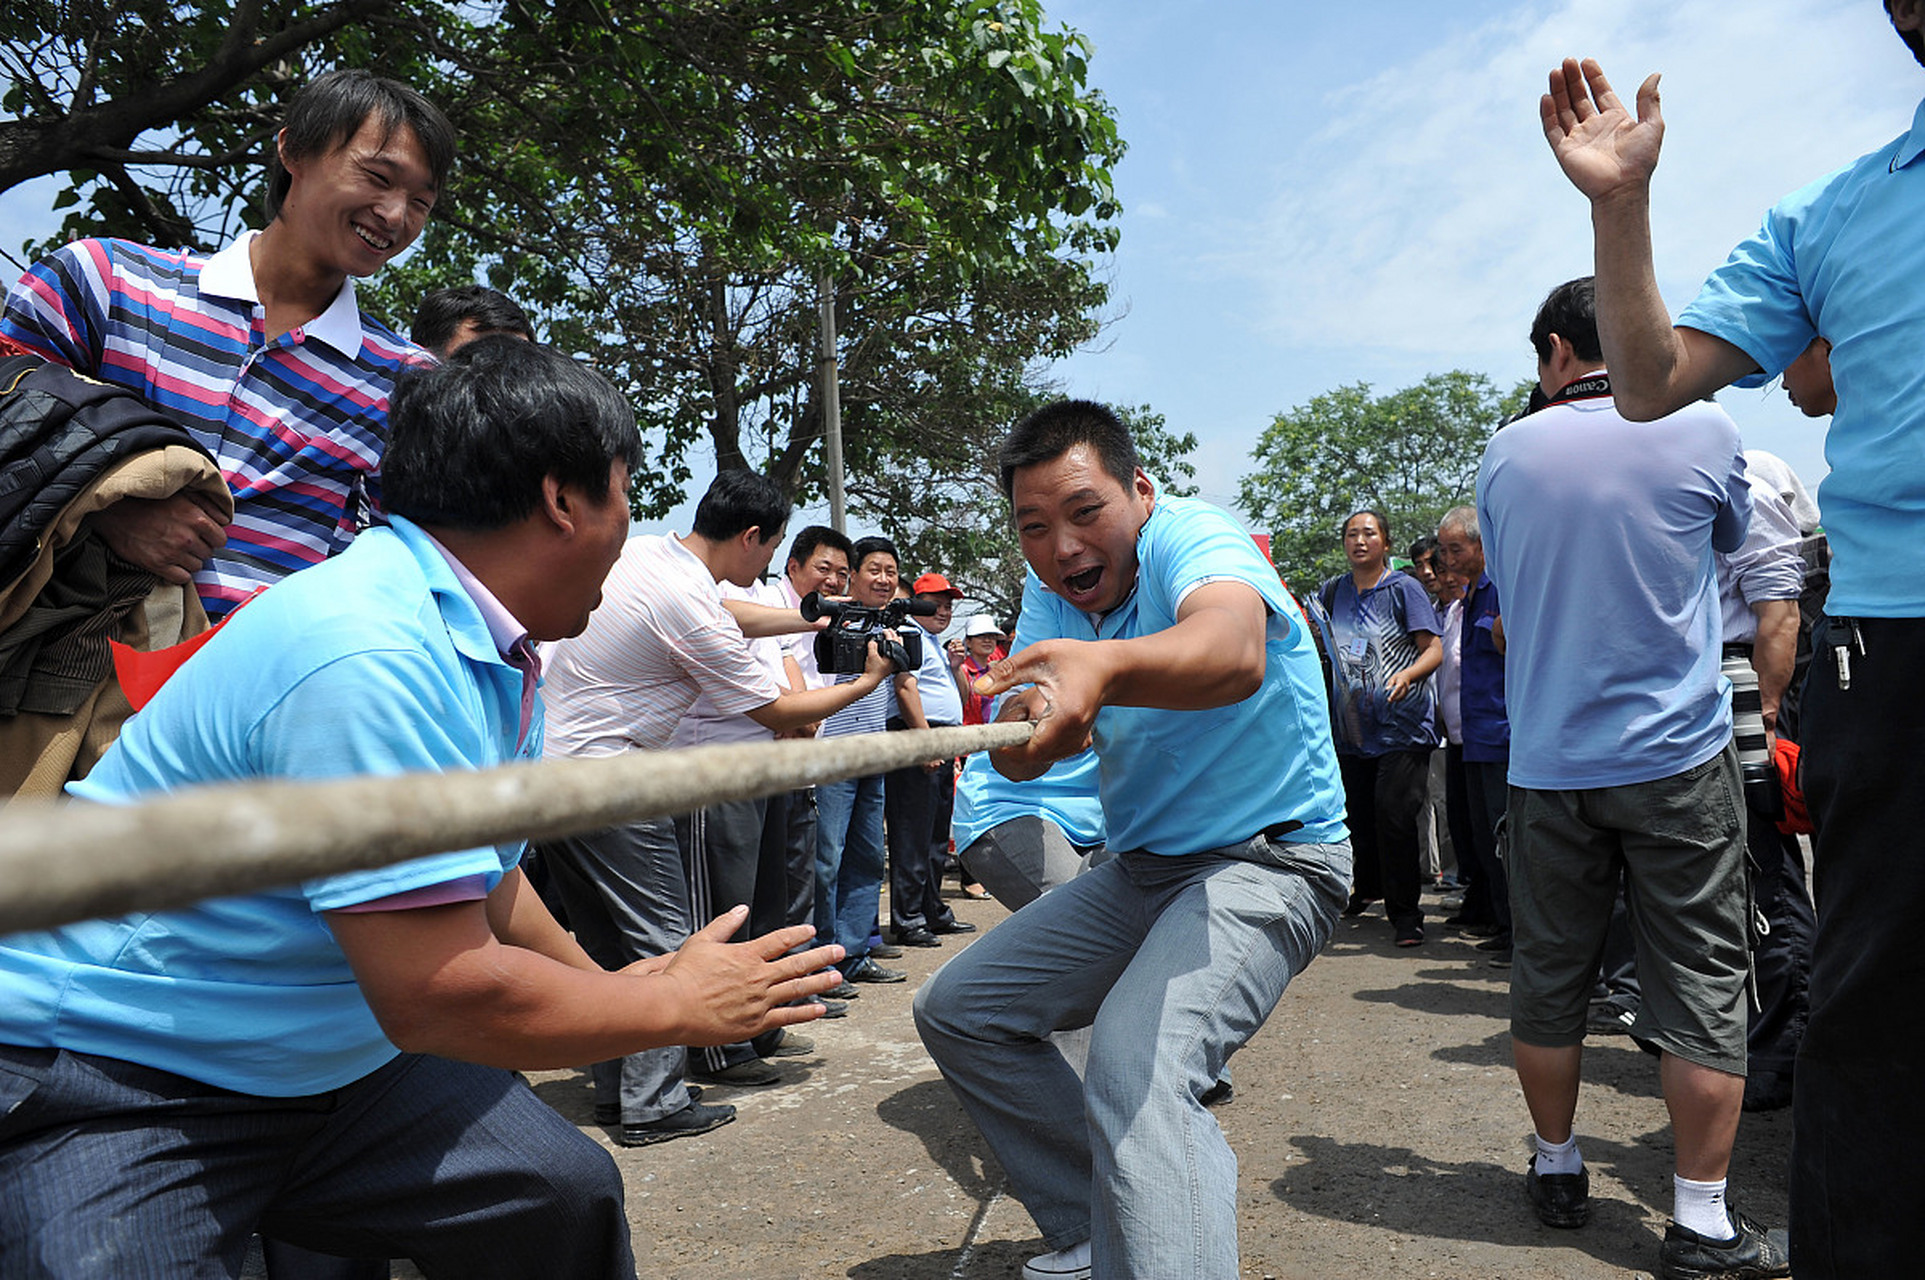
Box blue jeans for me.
[914,836,1349,1279]
[814,772,886,970]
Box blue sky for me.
[7,1,1918,544]
[1039,0,1921,519]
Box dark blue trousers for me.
[0,1046,633,1279]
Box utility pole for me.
[817,273,846,533]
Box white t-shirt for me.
[541,534,780,757]
[671,579,791,748]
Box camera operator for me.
[533,472,891,1147]
[883,572,980,949]
[814,537,916,992]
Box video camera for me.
[799,591,939,675]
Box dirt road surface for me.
[518,884,1791,1280]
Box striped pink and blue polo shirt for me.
[1,233,430,618]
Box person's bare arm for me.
[743,639,893,733]
[892,669,947,769]
[1385,630,1441,704]
[978,580,1268,781]
[86,490,230,584]
[774,654,820,739]
[1541,57,1759,420]
[722,598,827,639]
[328,900,842,1070]
[1748,598,1801,734]
[1491,614,1506,655]
[483,865,599,971]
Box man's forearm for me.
[1094,595,1267,711]
[1749,599,1800,731]
[1589,188,1695,421]
[723,598,816,638]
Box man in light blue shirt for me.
[914,399,1348,1280]
[1540,18,1925,1270]
[0,340,844,1276]
[1478,279,1777,1280]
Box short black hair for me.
[851,535,899,571]
[383,336,640,531]
[412,285,534,356]
[1530,277,1603,365]
[998,398,1142,499]
[787,524,853,568]
[1890,1,1925,66]
[1343,509,1392,544]
[1407,534,1439,565]
[691,470,789,544]
[266,69,456,222]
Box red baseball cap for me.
[912,572,963,599]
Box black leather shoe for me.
[894,925,941,947]
[616,1101,736,1146]
[809,997,849,1019]
[849,959,907,983]
[1658,1208,1789,1280]
[1526,1156,1590,1228]
[868,941,905,960]
[595,1089,702,1126]
[823,981,860,1002]
[1341,894,1377,918]
[764,1030,816,1058]
[930,919,977,935]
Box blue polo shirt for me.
[0,518,532,1096]
[1677,95,1925,619]
[1010,495,1347,855]
[1477,395,1751,790]
[952,747,1106,852]
[1458,572,1509,763]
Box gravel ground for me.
[514,882,1791,1280]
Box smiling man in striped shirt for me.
[0,68,455,620]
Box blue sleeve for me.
[1009,572,1067,654]
[252,648,513,912]
[1397,575,1442,636]
[1148,501,1293,628]
[1677,199,1819,388]
[1712,440,1754,556]
[2,239,110,374]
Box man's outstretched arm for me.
[976,580,1268,781]
[1541,57,1758,419]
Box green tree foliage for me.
[1237,371,1535,593]
[2,2,1130,523]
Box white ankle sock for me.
[1673,1174,1735,1240]
[1533,1132,1582,1176]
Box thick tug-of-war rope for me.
[0,722,1034,934]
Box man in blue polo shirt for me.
[1479,278,1779,1280]
[914,399,1349,1280]
[1540,16,1925,1270]
[0,340,845,1276]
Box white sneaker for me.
[1021,1238,1092,1279]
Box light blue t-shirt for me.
[0,518,532,1096]
[1010,495,1347,855]
[1677,95,1925,618]
[951,745,1106,852]
[1477,394,1751,789]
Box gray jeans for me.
[914,836,1348,1279]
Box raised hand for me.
[1541,58,1664,201]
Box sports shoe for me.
[808,997,849,1019]
[693,1059,784,1087]
[848,959,907,983]
[1657,1208,1790,1280]
[1587,1000,1638,1036]
[1526,1154,1590,1228]
[616,1100,736,1146]
[1021,1238,1091,1278]
[595,1089,701,1125]
[765,1030,816,1058]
